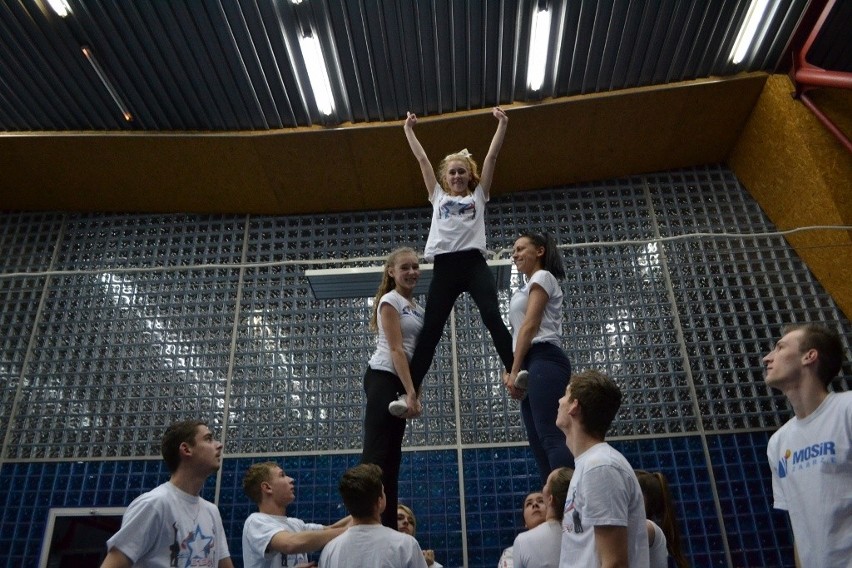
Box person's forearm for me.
[404,126,430,164]
[391,348,416,396]
[327,515,351,529]
[511,324,537,376]
[271,527,345,554]
[484,120,508,164]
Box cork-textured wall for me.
[728,74,852,318]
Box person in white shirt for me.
[513,467,573,568]
[400,107,514,414]
[635,470,688,568]
[556,370,649,568]
[360,247,425,528]
[320,464,427,568]
[505,232,575,484]
[763,323,850,568]
[497,491,547,568]
[397,504,443,568]
[241,461,350,567]
[100,419,233,568]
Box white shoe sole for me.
[514,370,529,390]
[388,398,408,417]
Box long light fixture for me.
[299,31,335,116]
[729,0,771,64]
[46,0,72,18]
[305,260,513,300]
[527,5,552,91]
[81,46,133,122]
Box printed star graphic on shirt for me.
[182,525,215,567]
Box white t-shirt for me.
[647,520,668,568]
[368,290,424,374]
[498,546,513,568]
[767,391,852,567]
[242,512,324,568]
[319,524,428,568]
[508,269,563,349]
[513,519,562,567]
[560,443,649,568]
[424,183,488,261]
[106,481,230,567]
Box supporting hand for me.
[503,371,525,400]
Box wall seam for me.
[642,176,735,568]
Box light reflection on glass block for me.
[0,167,848,463]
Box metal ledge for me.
[305,259,513,299]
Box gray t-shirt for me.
[242,511,323,568]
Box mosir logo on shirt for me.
[777,441,837,478]
[439,199,476,220]
[401,305,423,320]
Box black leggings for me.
[409,250,514,391]
[360,366,407,529]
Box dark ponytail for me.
[521,232,566,280]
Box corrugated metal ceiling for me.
[0,0,822,132]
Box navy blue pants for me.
[520,342,575,485]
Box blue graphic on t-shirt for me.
[439,199,476,220]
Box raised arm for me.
[478,107,509,198]
[403,112,439,198]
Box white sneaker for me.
[513,370,529,390]
[388,394,408,417]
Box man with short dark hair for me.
[319,464,427,568]
[241,461,350,567]
[763,324,850,567]
[556,370,649,567]
[101,419,233,568]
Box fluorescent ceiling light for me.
[729,0,771,64]
[527,6,552,90]
[82,46,134,122]
[299,32,335,116]
[46,0,72,17]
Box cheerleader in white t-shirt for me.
[398,108,514,415]
[360,247,425,529]
[505,232,574,485]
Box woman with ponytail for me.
[635,470,689,568]
[505,232,574,484]
[360,247,424,529]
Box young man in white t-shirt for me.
[241,461,351,568]
[320,464,427,568]
[763,323,851,567]
[556,370,649,568]
[100,419,233,568]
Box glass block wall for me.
[0,164,848,568]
